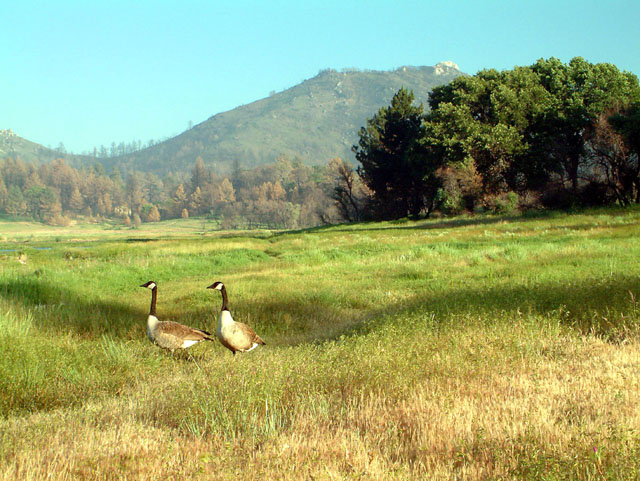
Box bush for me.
[518,190,542,211]
[435,187,464,216]
[435,165,482,215]
[481,192,521,215]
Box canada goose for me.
[140,281,214,352]
[207,281,265,355]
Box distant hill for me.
[106,62,464,175]
[3,62,464,176]
[0,129,92,166]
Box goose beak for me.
[206,284,215,289]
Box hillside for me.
[0,129,92,166]
[104,62,463,175]
[3,63,462,176]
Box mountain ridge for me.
[3,62,464,175]
[0,129,94,166]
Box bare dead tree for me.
[328,158,370,222]
[586,112,639,206]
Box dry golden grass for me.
[2,324,638,480]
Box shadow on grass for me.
[125,237,163,243]
[349,273,640,340]
[0,276,144,339]
[1,269,637,344]
[271,215,540,239]
[309,217,623,237]
[236,273,639,346]
[274,206,636,239]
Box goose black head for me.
[140,281,157,290]
[207,281,224,290]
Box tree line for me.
[0,155,354,228]
[343,57,640,220]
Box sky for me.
[2,0,639,154]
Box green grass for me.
[0,206,639,480]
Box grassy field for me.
[0,208,639,480]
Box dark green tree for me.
[425,57,640,208]
[425,67,548,194]
[354,88,440,219]
[5,185,26,217]
[610,103,640,160]
[529,57,640,195]
[606,103,640,202]
[24,185,58,221]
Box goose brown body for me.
[207,281,265,355]
[140,281,214,352]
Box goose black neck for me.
[149,286,157,316]
[220,286,229,311]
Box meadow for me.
[0,208,639,480]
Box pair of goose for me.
[139,281,265,356]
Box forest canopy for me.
[352,57,640,219]
[0,155,343,228]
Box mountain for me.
[106,62,464,175]
[0,129,92,165]
[3,62,463,176]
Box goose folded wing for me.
[236,322,266,345]
[159,321,212,340]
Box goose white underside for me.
[243,342,259,352]
[181,339,200,349]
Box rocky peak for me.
[1,129,17,138]
[434,61,460,75]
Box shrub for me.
[481,191,521,215]
[435,164,482,215]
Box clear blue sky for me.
[3,0,639,153]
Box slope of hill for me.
[0,129,93,167]
[105,62,463,175]
[1,129,60,163]
[3,62,463,176]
